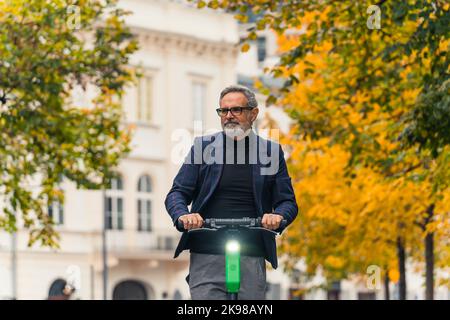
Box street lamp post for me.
[102,189,108,300]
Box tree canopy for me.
[0,0,138,247]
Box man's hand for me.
[178,213,204,230]
[262,213,284,230]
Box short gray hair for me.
[219,85,258,108]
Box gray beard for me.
[223,123,250,139]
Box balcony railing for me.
[105,229,180,253]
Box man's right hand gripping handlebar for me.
[178,213,204,231]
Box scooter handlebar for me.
[176,217,287,232]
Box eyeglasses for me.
[216,106,253,117]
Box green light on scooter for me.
[225,240,240,294]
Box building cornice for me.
[131,26,239,60]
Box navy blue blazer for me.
[164,130,298,269]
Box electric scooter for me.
[178,217,286,300]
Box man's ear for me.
[251,107,259,122]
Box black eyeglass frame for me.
[216,106,254,117]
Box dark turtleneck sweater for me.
[188,134,265,257]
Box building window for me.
[137,175,152,232]
[137,73,153,124]
[106,176,124,230]
[327,280,341,300]
[48,201,64,225]
[192,81,206,123]
[112,280,148,300]
[48,278,73,300]
[256,36,267,63]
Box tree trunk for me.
[424,204,435,300]
[397,237,407,300]
[384,272,390,300]
[425,232,434,300]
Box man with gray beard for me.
[165,85,298,300]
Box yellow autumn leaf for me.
[241,43,250,52]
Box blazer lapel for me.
[199,132,224,211]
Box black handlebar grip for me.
[280,219,288,229]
